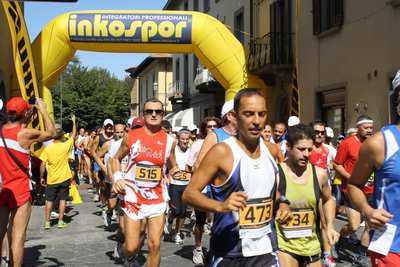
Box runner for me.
[273,122,287,156]
[334,115,374,262]
[91,119,114,203]
[98,123,126,228]
[183,89,290,266]
[309,120,337,267]
[40,114,77,230]
[276,123,339,267]
[110,98,178,267]
[166,129,192,245]
[75,128,86,181]
[0,97,56,267]
[347,73,400,267]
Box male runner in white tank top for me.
[183,89,291,266]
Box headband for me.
[356,119,373,126]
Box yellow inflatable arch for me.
[31,10,269,118]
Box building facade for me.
[126,54,173,117]
[248,0,295,124]
[163,0,252,125]
[297,0,399,135]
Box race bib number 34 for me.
[239,197,273,229]
[135,164,162,182]
[281,208,315,239]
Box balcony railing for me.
[168,81,188,104]
[194,67,215,86]
[247,32,294,74]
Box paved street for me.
[23,186,370,267]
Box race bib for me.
[239,197,273,230]
[173,171,192,181]
[281,208,315,239]
[135,164,162,182]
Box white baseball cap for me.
[393,70,400,90]
[325,127,334,138]
[287,116,300,127]
[127,117,135,127]
[188,124,198,132]
[221,100,234,118]
[103,119,114,127]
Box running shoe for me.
[44,221,51,230]
[57,220,67,229]
[174,233,184,245]
[112,209,117,221]
[204,223,212,235]
[164,220,172,235]
[1,256,10,267]
[124,255,140,267]
[93,194,100,202]
[322,255,336,267]
[192,247,204,265]
[102,210,110,227]
[50,211,59,219]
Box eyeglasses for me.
[314,130,326,135]
[144,109,163,116]
[206,124,217,129]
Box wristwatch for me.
[277,195,291,206]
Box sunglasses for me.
[144,109,163,116]
[206,124,217,129]
[314,130,326,135]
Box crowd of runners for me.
[1,72,400,267]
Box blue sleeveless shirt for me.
[373,124,400,252]
[214,127,231,143]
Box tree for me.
[51,59,131,130]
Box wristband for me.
[113,171,124,182]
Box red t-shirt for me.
[334,135,362,191]
[310,143,329,169]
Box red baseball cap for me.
[132,117,144,128]
[6,97,31,116]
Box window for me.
[234,7,245,44]
[193,56,199,82]
[313,0,344,35]
[175,58,180,82]
[318,88,346,136]
[194,0,199,11]
[204,0,210,12]
[184,55,189,95]
[184,1,188,11]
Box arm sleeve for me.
[39,149,48,162]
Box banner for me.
[69,13,192,44]
[2,1,44,153]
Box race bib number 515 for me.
[135,164,162,182]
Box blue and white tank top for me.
[209,136,278,258]
[214,127,231,143]
[373,124,400,252]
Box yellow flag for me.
[2,1,44,154]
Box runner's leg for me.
[146,213,165,267]
[0,207,10,260]
[123,215,144,258]
[278,250,300,267]
[9,201,31,267]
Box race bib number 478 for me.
[239,197,273,229]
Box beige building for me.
[248,0,295,124]
[297,0,399,135]
[126,54,173,117]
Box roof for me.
[125,54,172,78]
[163,0,178,10]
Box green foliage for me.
[51,58,132,130]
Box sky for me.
[25,0,168,80]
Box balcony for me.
[194,67,221,93]
[247,32,294,78]
[168,81,189,105]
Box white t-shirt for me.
[187,139,204,167]
[171,145,191,185]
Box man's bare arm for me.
[96,141,111,174]
[318,168,336,226]
[348,135,383,214]
[70,114,77,139]
[90,136,102,167]
[39,161,46,186]
[183,143,247,213]
[110,136,129,181]
[168,140,179,174]
[194,131,217,169]
[19,98,56,148]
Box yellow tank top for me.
[276,163,321,256]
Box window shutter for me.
[312,0,321,35]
